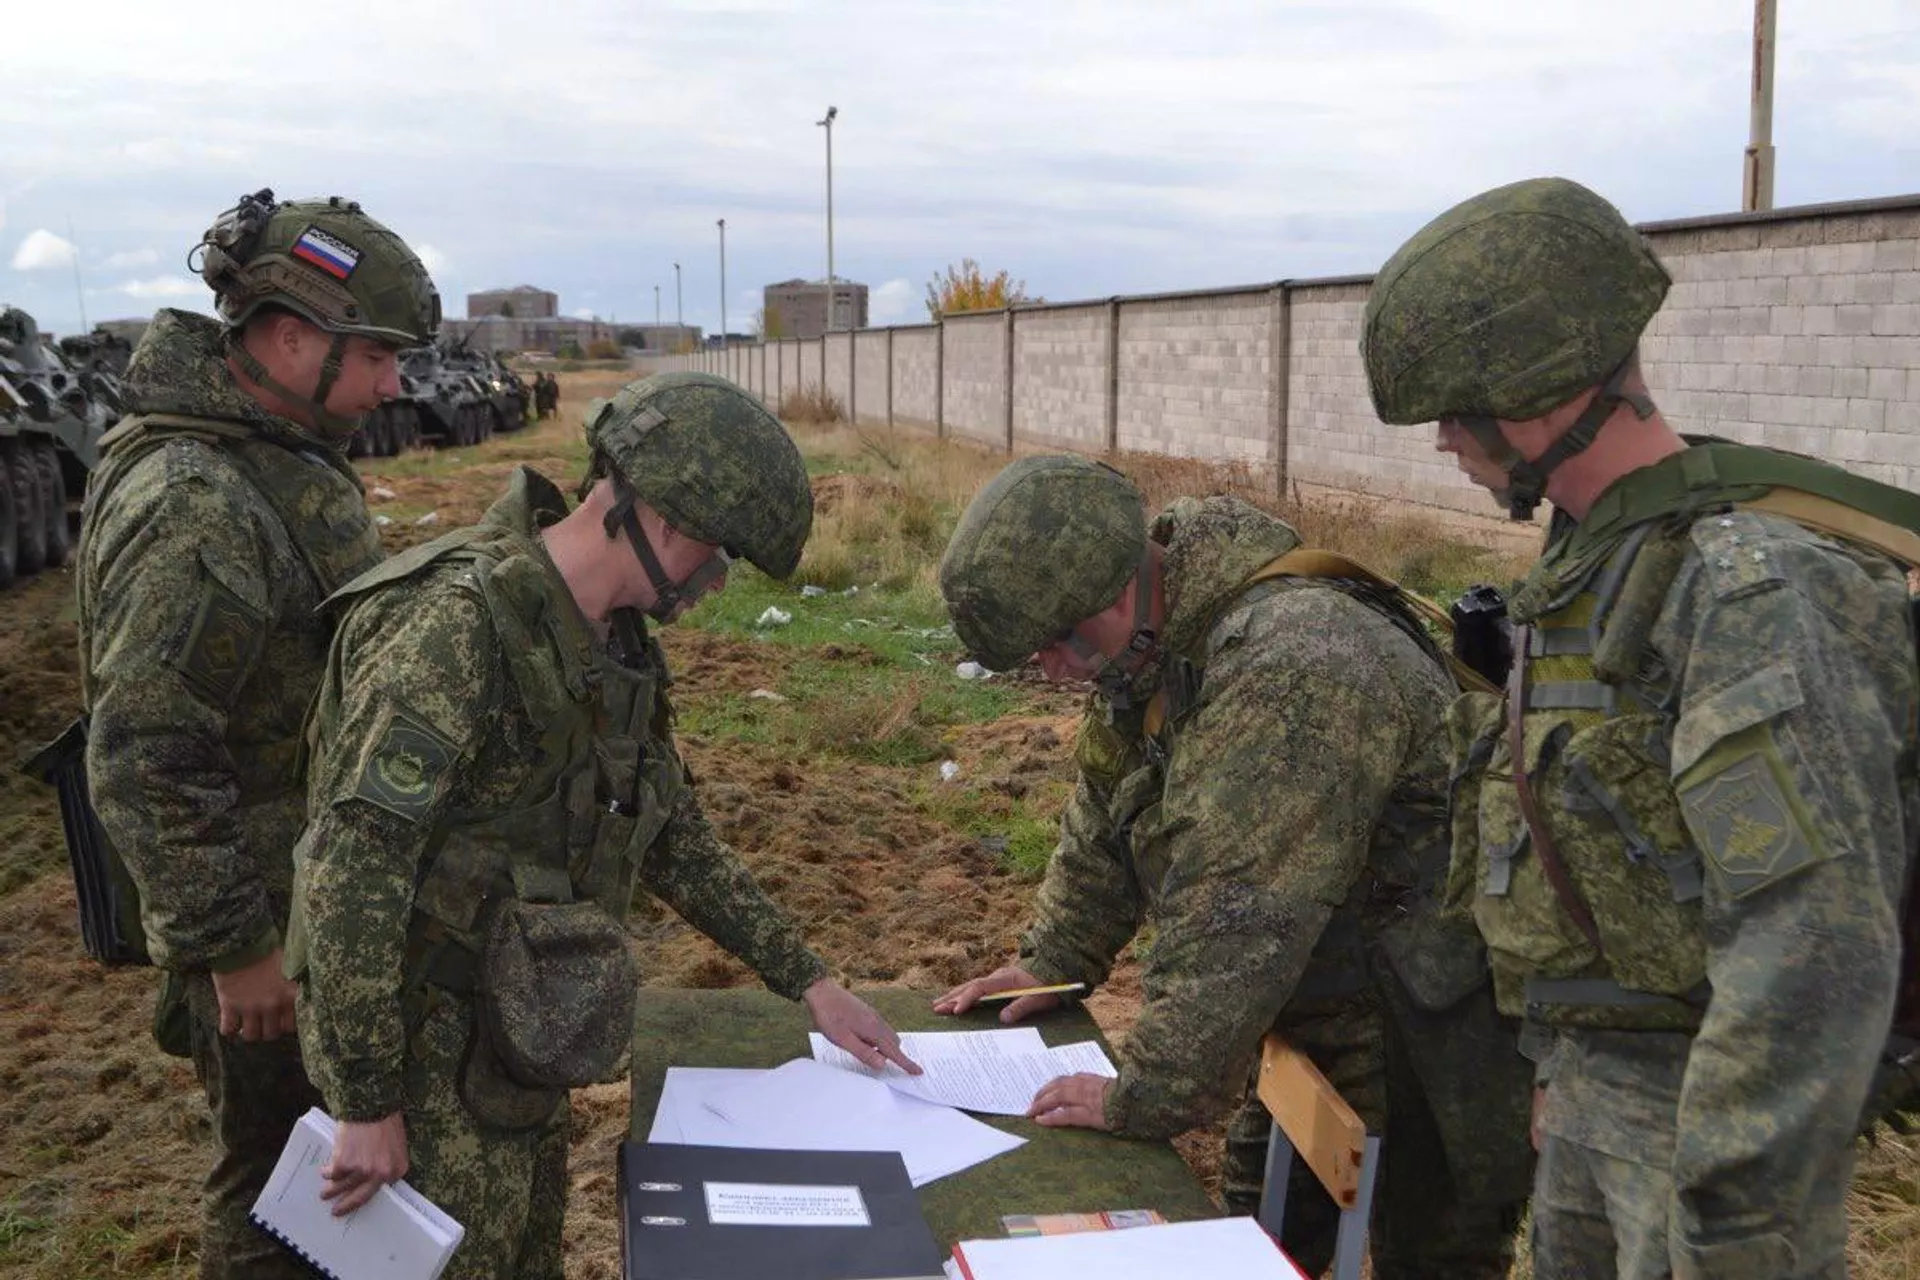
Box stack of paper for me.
[809,1028,1118,1116]
[648,1059,1025,1187]
[950,1216,1308,1279]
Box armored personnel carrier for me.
[0,306,118,589]
[441,342,528,436]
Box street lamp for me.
[673,261,683,332]
[716,218,728,350]
[817,105,837,334]
[654,284,661,326]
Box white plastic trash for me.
[756,607,793,628]
[938,760,961,782]
[955,661,991,681]
[374,514,393,527]
[747,688,788,702]
[800,585,828,598]
[413,511,440,527]
[369,486,398,501]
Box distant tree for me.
[499,301,516,319]
[615,325,650,348]
[761,304,786,340]
[556,339,585,359]
[586,337,624,360]
[925,259,1036,318]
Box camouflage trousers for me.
[398,989,571,1280]
[1219,994,1525,1279]
[182,972,326,1280]
[1533,1028,1851,1280]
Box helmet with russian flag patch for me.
[194,190,441,348]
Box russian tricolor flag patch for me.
[291,226,361,280]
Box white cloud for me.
[415,243,450,277]
[571,307,596,319]
[118,275,202,299]
[100,247,159,270]
[12,229,77,271]
[868,278,916,325]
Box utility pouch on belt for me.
[1450,584,1515,689]
[19,717,150,966]
[461,888,637,1132]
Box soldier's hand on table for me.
[210,948,299,1041]
[803,979,923,1075]
[933,964,1060,1023]
[1028,1073,1113,1130]
[322,1113,409,1216]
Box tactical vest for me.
[1073,550,1476,1008]
[46,411,381,969]
[312,513,686,986]
[1450,440,1920,1033]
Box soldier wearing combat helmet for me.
[1363,176,1919,1278]
[73,191,438,1279]
[934,455,1534,1277]
[286,372,919,1280]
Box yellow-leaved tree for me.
[924,259,1036,318]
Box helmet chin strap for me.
[1459,358,1655,521]
[602,473,729,623]
[226,329,365,443]
[1062,550,1161,710]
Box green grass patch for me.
[912,778,1064,878]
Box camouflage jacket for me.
[76,308,379,972]
[1017,496,1465,1138]
[1495,455,1919,1245]
[287,468,828,1122]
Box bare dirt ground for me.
[1,374,1913,1277]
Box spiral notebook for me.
[249,1107,464,1280]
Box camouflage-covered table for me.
[628,987,1221,1249]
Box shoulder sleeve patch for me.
[352,704,461,823]
[1676,728,1829,899]
[173,566,268,706]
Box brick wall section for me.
[1012,304,1108,450]
[1116,292,1271,463]
[854,330,889,425]
[940,314,1007,446]
[820,333,850,413]
[1638,207,1920,493]
[640,194,1920,513]
[891,327,938,429]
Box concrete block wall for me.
[642,192,1920,515]
[940,313,1007,446]
[823,332,853,414]
[1637,205,1920,493]
[891,327,938,429]
[1012,303,1108,450]
[854,330,889,425]
[1117,291,1272,464]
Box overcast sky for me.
[3,0,1915,338]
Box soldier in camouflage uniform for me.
[286,372,918,1280]
[934,456,1534,1278]
[76,191,440,1280]
[1362,177,1920,1278]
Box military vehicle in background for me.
[0,305,120,590]
[56,326,136,382]
[441,342,529,436]
[350,343,492,459]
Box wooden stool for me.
[1254,1034,1382,1280]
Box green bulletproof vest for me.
[1449,439,1920,1032]
[314,508,687,981]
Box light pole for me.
[654,284,661,325]
[1743,0,1778,211]
[716,218,728,350]
[673,261,683,333]
[817,105,837,333]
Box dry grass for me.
[778,381,846,425]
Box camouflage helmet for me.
[195,189,440,347]
[1361,177,1670,425]
[940,455,1146,671]
[586,371,812,579]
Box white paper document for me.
[702,1181,871,1227]
[649,1060,1025,1187]
[809,1030,1118,1116]
[953,1216,1309,1279]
